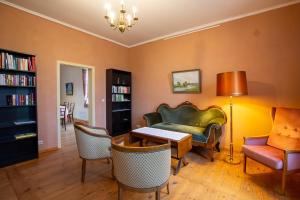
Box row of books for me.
[0,52,36,72]
[0,74,36,86]
[112,94,130,102]
[6,93,36,106]
[112,86,130,94]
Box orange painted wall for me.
[129,4,300,149]
[0,4,129,151]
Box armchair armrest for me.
[284,149,300,171]
[143,112,162,126]
[243,135,269,145]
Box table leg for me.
[174,158,183,175]
[182,157,189,166]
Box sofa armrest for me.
[204,123,223,144]
[243,135,269,145]
[143,112,162,126]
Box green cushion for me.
[157,104,226,127]
[151,122,207,143]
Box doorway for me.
[56,61,95,148]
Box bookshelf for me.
[106,69,131,137]
[0,48,38,167]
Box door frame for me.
[56,60,95,148]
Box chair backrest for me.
[156,102,227,127]
[60,105,66,118]
[74,123,111,159]
[267,107,300,150]
[112,143,171,189]
[63,102,69,110]
[69,103,75,114]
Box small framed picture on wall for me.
[172,69,201,93]
[66,82,73,96]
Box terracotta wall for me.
[129,4,300,149]
[0,4,129,151]
[1,3,300,151]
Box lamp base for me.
[224,155,241,165]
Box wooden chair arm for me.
[284,149,300,154]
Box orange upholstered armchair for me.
[243,107,300,193]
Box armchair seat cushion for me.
[151,122,207,142]
[243,145,284,169]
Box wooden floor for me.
[1,125,299,200]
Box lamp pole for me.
[225,96,240,164]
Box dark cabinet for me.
[106,69,131,136]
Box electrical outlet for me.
[38,140,44,145]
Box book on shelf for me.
[6,93,36,106]
[112,94,130,102]
[14,120,36,125]
[0,52,36,72]
[0,73,36,86]
[112,86,130,94]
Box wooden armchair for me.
[73,122,112,182]
[243,107,300,193]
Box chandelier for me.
[104,1,138,33]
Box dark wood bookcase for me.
[0,48,38,167]
[106,69,131,137]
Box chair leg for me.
[282,171,286,194]
[215,142,221,152]
[118,183,122,200]
[243,155,247,173]
[167,183,170,194]
[81,159,86,183]
[210,145,214,162]
[111,158,115,179]
[156,189,160,200]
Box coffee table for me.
[128,127,192,175]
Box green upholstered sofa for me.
[143,101,227,161]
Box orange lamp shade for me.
[216,71,248,96]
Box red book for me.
[31,57,36,72]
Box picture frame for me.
[172,69,201,93]
[66,82,73,96]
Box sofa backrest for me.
[156,102,227,128]
[267,107,300,150]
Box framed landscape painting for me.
[172,69,201,93]
[66,82,73,96]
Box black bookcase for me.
[0,48,38,167]
[106,69,131,137]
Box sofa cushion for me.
[267,107,300,150]
[243,145,284,169]
[151,122,207,142]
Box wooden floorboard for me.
[0,124,299,200]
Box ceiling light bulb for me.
[126,14,132,26]
[105,3,111,11]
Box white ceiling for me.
[1,0,299,47]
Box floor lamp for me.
[216,71,248,164]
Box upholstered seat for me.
[243,145,283,169]
[243,107,300,193]
[152,122,207,142]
